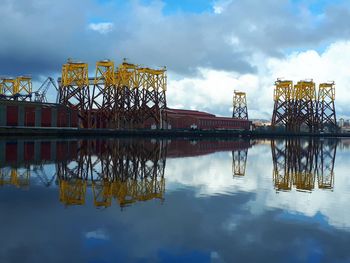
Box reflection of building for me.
[271,139,337,192]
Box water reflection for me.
[0,139,253,208]
[0,138,342,208]
[57,140,167,208]
[271,139,337,192]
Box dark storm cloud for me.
[1,0,350,77]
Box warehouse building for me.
[0,100,78,128]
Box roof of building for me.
[165,108,215,117]
[165,108,250,122]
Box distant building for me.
[339,118,345,127]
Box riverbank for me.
[0,126,348,139]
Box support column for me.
[35,106,42,127]
[18,105,25,126]
[0,141,5,166]
[34,141,41,163]
[50,141,56,161]
[51,107,57,127]
[17,140,24,165]
[0,105,6,126]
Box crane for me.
[34,77,58,103]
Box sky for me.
[1,0,350,119]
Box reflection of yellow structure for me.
[273,170,292,191]
[271,139,337,192]
[92,180,113,208]
[112,177,165,207]
[232,149,248,177]
[59,178,87,206]
[318,172,334,190]
[58,177,165,208]
[0,168,30,188]
[293,172,315,192]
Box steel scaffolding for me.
[232,91,248,120]
[271,79,338,132]
[317,82,337,132]
[58,59,168,129]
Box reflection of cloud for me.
[165,141,350,231]
[88,22,114,34]
[165,151,257,196]
[85,229,109,240]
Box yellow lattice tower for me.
[94,60,115,86]
[317,82,337,131]
[62,61,89,87]
[271,80,295,130]
[59,178,87,206]
[233,91,248,120]
[15,76,32,95]
[294,80,317,132]
[1,78,16,96]
[90,60,116,128]
[59,60,90,127]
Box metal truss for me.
[317,82,337,132]
[272,79,338,133]
[58,59,168,129]
[232,91,248,120]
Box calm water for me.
[0,137,350,263]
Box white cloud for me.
[88,22,114,34]
[167,68,258,117]
[167,40,350,119]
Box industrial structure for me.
[58,59,167,129]
[0,59,251,131]
[0,138,253,207]
[271,139,337,191]
[232,91,248,120]
[271,79,337,132]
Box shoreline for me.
[0,127,348,139]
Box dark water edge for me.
[0,126,350,139]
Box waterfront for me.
[0,137,350,262]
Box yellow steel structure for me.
[232,91,248,120]
[294,80,317,132]
[294,80,316,101]
[1,78,16,96]
[317,82,337,131]
[59,60,90,128]
[14,76,32,95]
[271,80,294,130]
[273,80,294,102]
[62,61,89,87]
[91,60,116,128]
[94,60,115,86]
